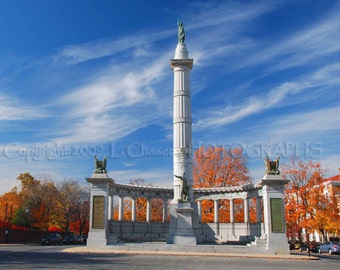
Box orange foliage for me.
[200,200,214,223]
[0,188,22,223]
[193,146,250,223]
[282,157,338,240]
[1,173,89,234]
[194,146,250,188]
[249,198,259,223]
[151,198,164,222]
[121,197,164,222]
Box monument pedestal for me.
[261,174,290,254]
[86,173,114,248]
[167,202,202,245]
[86,231,107,248]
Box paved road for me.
[0,245,339,270]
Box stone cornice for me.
[193,184,261,200]
[86,174,115,185]
[110,182,174,200]
[109,181,263,201]
[170,59,193,70]
[174,116,192,124]
[174,90,190,97]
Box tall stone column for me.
[167,21,201,244]
[172,48,193,201]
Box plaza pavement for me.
[63,243,319,260]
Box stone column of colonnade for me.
[108,195,113,220]
[118,196,124,221]
[197,196,263,241]
[116,195,169,223]
[212,198,250,224]
[131,197,136,222]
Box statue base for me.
[167,202,201,245]
[261,174,290,254]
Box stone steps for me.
[105,242,270,254]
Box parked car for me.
[63,234,85,245]
[82,234,88,244]
[299,242,318,253]
[288,241,295,250]
[318,242,340,255]
[62,234,79,245]
[75,235,85,244]
[41,233,63,245]
[288,240,300,250]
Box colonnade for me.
[86,174,289,254]
[110,193,263,226]
[112,196,169,223]
[196,197,263,224]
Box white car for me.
[318,242,340,255]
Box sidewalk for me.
[63,243,319,260]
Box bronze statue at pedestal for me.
[94,156,107,173]
[175,173,189,202]
[264,156,280,175]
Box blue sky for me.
[0,0,339,193]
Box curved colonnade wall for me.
[108,181,264,243]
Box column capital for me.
[170,59,193,70]
[260,174,289,186]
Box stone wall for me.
[200,223,262,243]
[109,221,169,243]
[108,221,262,244]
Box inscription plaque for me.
[270,198,284,233]
[92,196,105,229]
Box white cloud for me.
[236,7,340,72]
[53,30,173,65]
[48,53,172,144]
[195,61,340,130]
[0,93,46,120]
[272,107,340,139]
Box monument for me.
[167,20,202,244]
[86,156,114,248]
[260,156,290,254]
[83,22,290,253]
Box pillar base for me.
[167,202,201,245]
[86,230,107,248]
[174,235,197,245]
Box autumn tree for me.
[282,157,338,241]
[0,173,90,234]
[17,173,59,230]
[55,180,88,233]
[74,189,90,235]
[193,146,250,223]
[0,187,22,226]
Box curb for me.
[62,246,319,260]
